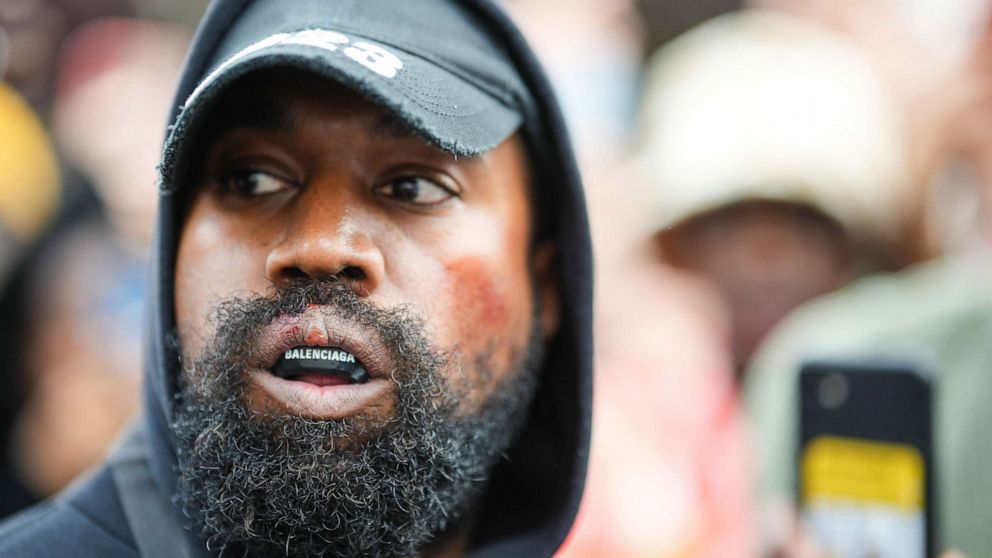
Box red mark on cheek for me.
[445,258,512,329]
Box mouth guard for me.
[273,346,369,384]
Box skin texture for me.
[174,68,558,437]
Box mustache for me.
[207,279,418,348]
[178,279,447,400]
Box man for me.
[0,1,593,557]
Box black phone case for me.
[798,359,935,557]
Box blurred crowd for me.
[3,0,992,556]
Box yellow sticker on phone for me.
[801,435,924,511]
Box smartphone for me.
[797,359,935,558]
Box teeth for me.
[273,346,369,383]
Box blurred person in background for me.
[51,17,190,250]
[0,17,190,519]
[0,182,138,517]
[560,260,754,558]
[629,9,910,376]
[501,0,642,174]
[0,0,135,114]
[0,81,62,517]
[559,9,914,556]
[743,1,992,556]
[503,2,756,556]
[747,0,992,258]
[633,0,743,58]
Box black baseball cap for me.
[160,0,531,190]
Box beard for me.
[171,280,542,558]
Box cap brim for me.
[160,29,522,191]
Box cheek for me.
[447,258,511,326]
[440,255,533,351]
[173,204,262,355]
[434,255,532,410]
[426,194,534,360]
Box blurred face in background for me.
[660,200,852,371]
[4,14,182,503]
[0,0,68,106]
[13,225,143,497]
[0,0,134,109]
[52,18,190,249]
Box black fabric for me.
[0,463,35,520]
[0,1,593,556]
[108,425,196,558]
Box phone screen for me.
[800,435,925,558]
[798,361,933,557]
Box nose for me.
[264,180,385,295]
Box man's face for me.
[170,69,557,557]
[175,69,550,419]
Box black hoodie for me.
[0,1,592,557]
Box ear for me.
[533,242,561,340]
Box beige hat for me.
[630,10,909,243]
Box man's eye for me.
[374,176,456,205]
[221,169,292,196]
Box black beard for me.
[171,281,542,558]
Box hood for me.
[142,1,593,556]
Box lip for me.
[245,305,398,420]
[254,304,393,375]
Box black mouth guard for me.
[273,346,370,384]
